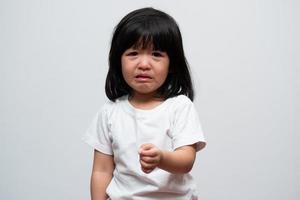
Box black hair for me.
[105,7,194,101]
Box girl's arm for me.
[91,150,114,200]
[159,145,196,173]
[139,143,196,174]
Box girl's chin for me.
[132,90,158,96]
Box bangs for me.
[121,20,172,52]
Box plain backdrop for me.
[0,0,299,199]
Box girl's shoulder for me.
[165,94,197,116]
[167,94,193,107]
[97,95,128,116]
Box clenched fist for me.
[138,143,163,174]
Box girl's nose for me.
[137,55,151,70]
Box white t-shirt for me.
[82,95,206,200]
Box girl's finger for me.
[142,167,153,174]
[139,143,154,152]
[140,148,158,157]
[140,159,156,169]
[140,156,156,163]
[140,162,155,172]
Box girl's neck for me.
[128,92,164,110]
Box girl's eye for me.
[126,51,138,56]
[152,52,163,57]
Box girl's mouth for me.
[135,75,152,81]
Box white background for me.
[1,0,299,199]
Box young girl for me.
[83,7,206,200]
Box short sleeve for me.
[81,105,113,155]
[170,96,206,152]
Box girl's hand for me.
[139,143,162,173]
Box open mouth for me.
[135,75,152,81]
[136,75,151,79]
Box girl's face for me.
[121,47,169,98]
